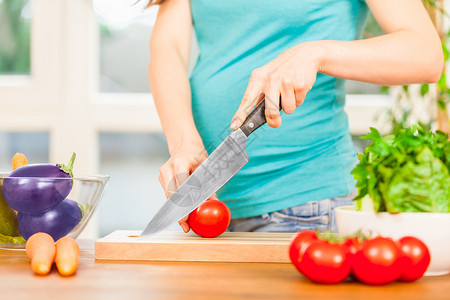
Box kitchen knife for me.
[140,99,272,238]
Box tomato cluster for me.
[289,230,431,285]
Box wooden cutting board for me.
[95,230,294,263]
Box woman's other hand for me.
[158,142,216,233]
[150,0,208,233]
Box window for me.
[95,0,157,94]
[0,0,31,75]
[98,132,176,236]
[0,0,61,108]
[0,132,49,171]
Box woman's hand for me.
[230,0,444,130]
[230,43,322,129]
[158,142,217,233]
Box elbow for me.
[422,41,444,84]
[425,53,444,84]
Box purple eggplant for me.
[2,153,76,214]
[18,198,83,241]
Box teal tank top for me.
[189,0,369,218]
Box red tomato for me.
[398,236,430,282]
[188,199,231,238]
[301,240,351,284]
[289,230,317,272]
[343,237,362,256]
[352,237,403,285]
[343,237,363,280]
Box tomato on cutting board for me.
[188,199,231,238]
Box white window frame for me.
[0,0,389,238]
[0,0,62,110]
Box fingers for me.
[158,163,176,198]
[280,80,296,115]
[262,74,309,127]
[294,79,311,107]
[264,85,282,128]
[230,69,264,130]
[294,87,308,107]
[158,157,193,198]
[178,216,190,233]
[172,158,190,187]
[159,156,200,234]
[231,68,306,129]
[159,160,191,232]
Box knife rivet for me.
[249,123,254,128]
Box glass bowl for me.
[0,172,109,249]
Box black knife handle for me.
[240,99,281,136]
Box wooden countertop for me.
[1,240,449,300]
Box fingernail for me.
[230,119,239,130]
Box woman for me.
[147,0,443,233]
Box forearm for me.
[312,31,443,85]
[149,48,203,155]
[313,0,443,85]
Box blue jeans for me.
[227,192,356,233]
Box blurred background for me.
[1,0,444,238]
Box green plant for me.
[352,125,450,213]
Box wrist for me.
[167,133,205,156]
[296,41,328,73]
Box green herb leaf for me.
[384,147,450,213]
[351,125,450,213]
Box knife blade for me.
[139,99,270,238]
